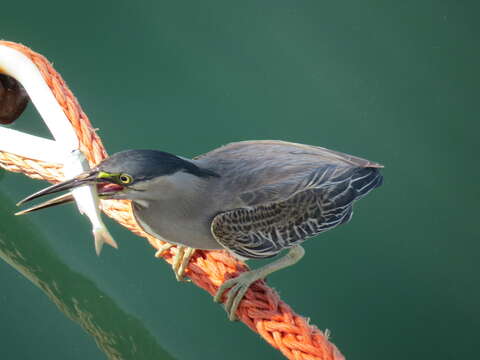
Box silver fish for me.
[16,150,117,255]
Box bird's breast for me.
[132,199,223,250]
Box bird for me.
[16,140,383,320]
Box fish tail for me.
[93,227,118,256]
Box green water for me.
[1,1,479,359]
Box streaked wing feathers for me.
[211,166,382,259]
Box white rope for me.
[0,45,78,157]
[0,44,115,253]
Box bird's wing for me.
[211,165,382,259]
[195,140,383,168]
[195,140,383,206]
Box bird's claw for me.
[155,243,174,258]
[214,271,259,321]
[155,244,195,282]
[172,246,195,282]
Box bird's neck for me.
[131,174,220,248]
[133,171,212,217]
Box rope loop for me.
[0,40,345,360]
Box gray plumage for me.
[16,139,384,321]
[126,140,383,258]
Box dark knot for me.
[0,74,29,125]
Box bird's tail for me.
[350,166,384,200]
[321,166,383,218]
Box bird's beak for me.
[15,192,75,215]
[15,170,101,213]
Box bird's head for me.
[16,150,219,212]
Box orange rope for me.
[0,40,345,360]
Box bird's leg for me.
[155,243,196,281]
[214,245,305,321]
[172,246,196,282]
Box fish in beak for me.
[16,169,123,255]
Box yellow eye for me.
[119,174,133,184]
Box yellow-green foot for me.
[214,270,262,321]
[172,246,195,281]
[155,244,196,281]
[214,245,305,321]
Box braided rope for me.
[0,40,345,360]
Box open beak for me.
[16,170,100,207]
[15,170,117,215]
[16,169,125,215]
[15,192,75,215]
